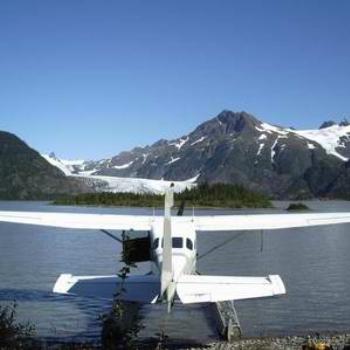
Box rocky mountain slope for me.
[46,111,350,199]
[0,131,89,199]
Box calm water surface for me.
[0,200,350,343]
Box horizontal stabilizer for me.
[53,274,160,303]
[176,274,285,304]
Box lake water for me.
[0,200,350,344]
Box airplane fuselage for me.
[150,221,197,282]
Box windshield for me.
[172,237,183,248]
[161,237,184,248]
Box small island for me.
[53,183,272,209]
[286,202,310,211]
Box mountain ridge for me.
[43,110,350,199]
[0,131,90,199]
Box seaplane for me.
[1,188,350,313]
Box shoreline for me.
[34,332,350,349]
[50,202,275,210]
[199,332,350,350]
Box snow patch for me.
[307,143,316,150]
[78,170,97,176]
[112,160,134,169]
[190,136,206,146]
[142,153,148,164]
[99,158,111,165]
[256,123,292,136]
[42,154,86,176]
[295,125,350,161]
[270,135,288,162]
[169,137,189,150]
[166,157,181,165]
[258,134,267,140]
[185,173,201,182]
[257,143,265,156]
[271,138,279,162]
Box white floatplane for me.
[0,189,350,312]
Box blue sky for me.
[0,0,349,159]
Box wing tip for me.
[53,273,75,294]
[268,275,286,295]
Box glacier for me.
[42,153,197,194]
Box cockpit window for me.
[152,238,159,249]
[160,237,184,248]
[172,237,183,248]
[186,238,193,250]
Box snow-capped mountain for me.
[41,152,87,176]
[43,111,350,199]
[295,124,350,161]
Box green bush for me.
[0,302,35,349]
[287,203,310,211]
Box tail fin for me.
[160,187,175,308]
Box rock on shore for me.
[183,333,350,350]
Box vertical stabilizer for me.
[160,186,174,300]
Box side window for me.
[172,237,183,248]
[153,238,159,249]
[186,238,193,250]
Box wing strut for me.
[197,232,244,261]
[100,229,123,243]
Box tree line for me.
[54,182,272,208]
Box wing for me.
[176,274,285,303]
[192,212,350,231]
[53,273,160,303]
[0,211,154,231]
